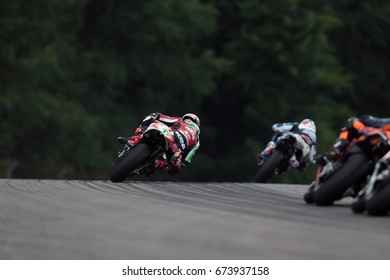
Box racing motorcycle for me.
[255,134,301,183]
[304,127,389,206]
[351,150,390,216]
[109,120,175,182]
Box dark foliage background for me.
[1,0,389,183]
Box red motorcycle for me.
[109,120,175,182]
[304,127,389,206]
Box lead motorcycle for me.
[351,150,390,216]
[304,127,389,206]
[255,134,302,183]
[109,120,175,182]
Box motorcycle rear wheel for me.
[255,151,284,183]
[109,143,151,183]
[313,152,370,206]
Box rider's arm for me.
[323,121,360,161]
[339,119,365,142]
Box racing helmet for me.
[182,113,200,127]
[298,119,316,144]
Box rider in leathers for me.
[259,119,317,171]
[319,115,390,165]
[118,112,200,176]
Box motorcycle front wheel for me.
[366,180,390,216]
[109,143,151,183]
[255,151,285,183]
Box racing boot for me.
[117,127,145,147]
[259,141,276,159]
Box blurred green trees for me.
[1,0,389,182]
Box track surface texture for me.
[0,179,389,260]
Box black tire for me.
[351,198,365,214]
[313,152,370,206]
[366,183,390,216]
[109,143,151,183]
[255,151,285,183]
[303,190,314,204]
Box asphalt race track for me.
[0,179,389,260]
